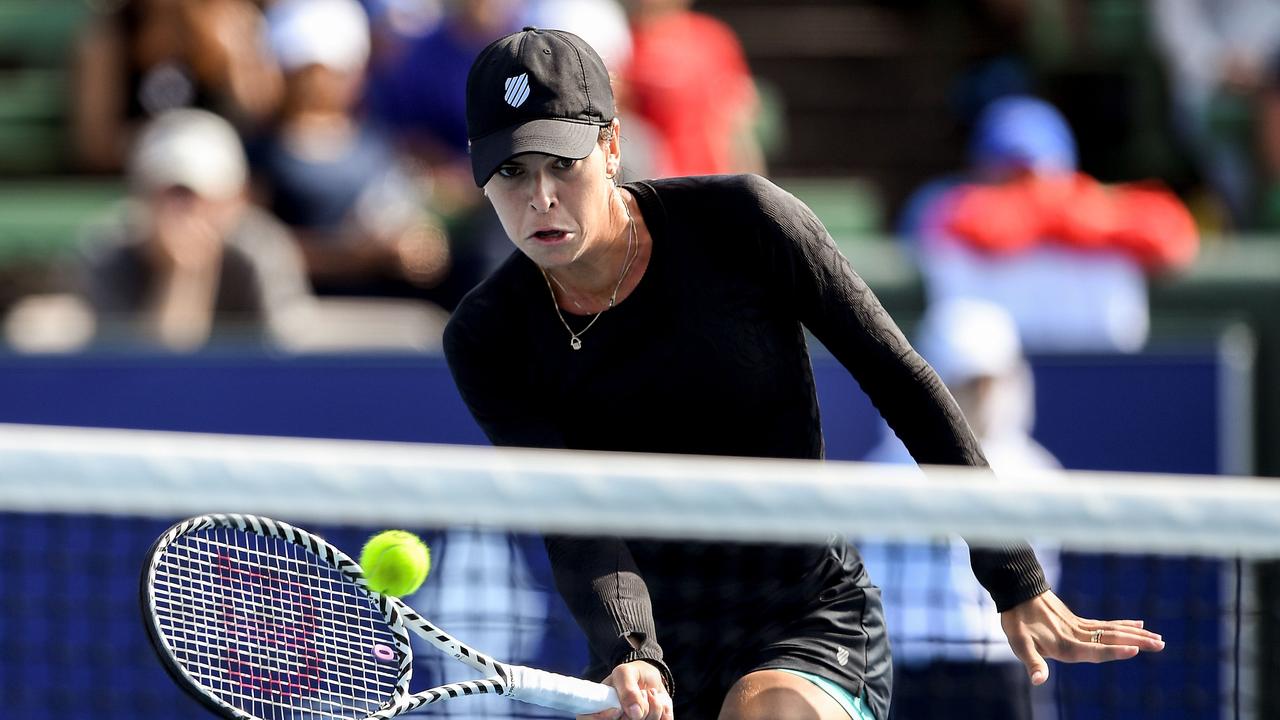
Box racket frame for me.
[141,513,520,720]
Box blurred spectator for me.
[903,95,1198,353]
[367,0,447,41]
[522,0,670,180]
[1258,51,1280,229]
[525,0,631,68]
[364,0,520,211]
[70,0,283,172]
[252,0,453,305]
[1150,0,1280,229]
[70,109,310,352]
[859,298,1061,720]
[363,0,523,295]
[621,0,762,177]
[360,0,445,117]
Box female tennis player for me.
[444,27,1164,720]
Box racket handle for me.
[506,664,620,715]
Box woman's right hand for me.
[578,660,673,720]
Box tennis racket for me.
[141,513,619,719]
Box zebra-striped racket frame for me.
[141,513,515,720]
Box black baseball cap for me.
[466,27,616,187]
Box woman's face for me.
[482,130,620,270]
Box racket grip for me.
[506,664,620,715]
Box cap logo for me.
[503,73,531,108]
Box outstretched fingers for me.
[1069,621,1165,663]
[1001,590,1166,686]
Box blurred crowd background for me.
[0,0,1271,343]
[0,1,1276,461]
[2,2,1280,716]
[0,0,1274,431]
[2,0,1279,467]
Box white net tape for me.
[3,422,1278,556]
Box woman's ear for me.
[606,118,623,177]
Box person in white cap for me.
[253,0,454,306]
[72,109,310,351]
[859,299,1061,720]
[70,0,283,172]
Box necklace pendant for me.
[570,337,583,350]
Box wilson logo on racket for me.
[504,73,531,108]
[143,513,619,720]
[215,553,322,698]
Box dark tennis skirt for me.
[664,540,893,720]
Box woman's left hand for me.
[1000,589,1165,685]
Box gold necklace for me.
[540,199,637,351]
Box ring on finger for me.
[1090,629,1104,644]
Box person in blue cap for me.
[901,95,1195,354]
[897,95,1079,247]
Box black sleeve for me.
[544,536,674,693]
[443,306,674,687]
[744,175,1049,611]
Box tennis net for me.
[0,422,1272,720]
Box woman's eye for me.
[554,158,576,170]
[497,166,522,178]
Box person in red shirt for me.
[621,0,763,177]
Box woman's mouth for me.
[530,229,569,243]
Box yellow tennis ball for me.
[359,530,431,597]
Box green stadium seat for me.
[0,1,94,174]
[0,68,71,172]
[0,180,125,264]
[775,176,886,239]
[0,2,89,66]
[0,68,67,121]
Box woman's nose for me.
[529,173,556,212]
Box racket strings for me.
[152,528,404,719]
[154,592,378,663]
[153,545,380,648]
[154,599,377,678]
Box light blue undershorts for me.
[776,668,877,720]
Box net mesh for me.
[0,423,1269,720]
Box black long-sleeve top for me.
[444,174,1048,697]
